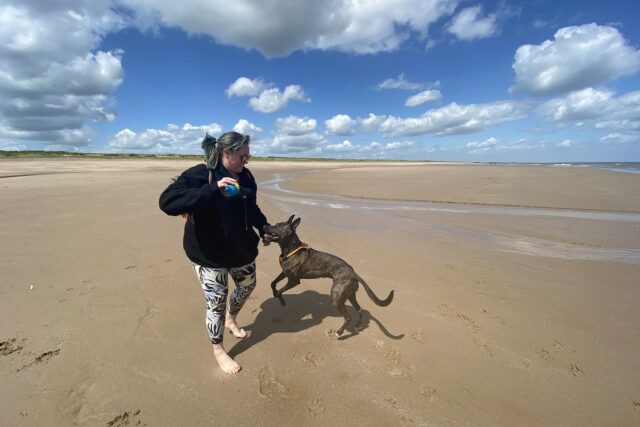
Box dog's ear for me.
[287,214,295,224]
[290,217,301,231]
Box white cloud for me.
[224,77,310,113]
[0,140,27,151]
[466,136,498,149]
[512,24,640,96]
[532,20,547,29]
[405,89,442,107]
[385,140,415,150]
[447,5,497,41]
[600,133,638,144]
[465,136,498,153]
[378,101,524,136]
[425,146,445,154]
[325,114,356,135]
[270,132,326,153]
[120,0,459,57]
[325,140,355,152]
[496,139,543,151]
[376,73,426,91]
[539,88,614,122]
[233,119,262,135]
[539,88,640,133]
[226,77,270,97]
[248,85,309,113]
[556,139,572,147]
[595,120,640,132]
[0,2,125,148]
[360,113,387,132]
[107,122,223,153]
[310,0,459,54]
[275,116,317,135]
[270,114,326,154]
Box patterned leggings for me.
[192,261,257,344]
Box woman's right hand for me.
[216,177,238,191]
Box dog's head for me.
[263,215,301,245]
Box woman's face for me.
[223,143,250,174]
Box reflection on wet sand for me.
[261,172,640,265]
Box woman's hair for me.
[201,131,250,170]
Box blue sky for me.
[1,0,639,161]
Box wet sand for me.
[1,159,639,426]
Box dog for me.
[263,215,394,336]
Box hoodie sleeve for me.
[253,205,269,236]
[159,168,221,216]
[245,168,269,235]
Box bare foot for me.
[212,343,241,375]
[225,312,247,338]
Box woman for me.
[159,131,270,374]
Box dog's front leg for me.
[274,278,301,306]
[270,272,286,298]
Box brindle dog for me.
[264,215,394,336]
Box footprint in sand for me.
[389,368,410,378]
[258,367,288,397]
[481,308,507,326]
[439,304,479,332]
[0,338,24,356]
[569,363,584,376]
[297,351,321,368]
[383,396,400,409]
[539,340,583,376]
[420,386,437,402]
[324,328,338,342]
[34,349,60,364]
[124,265,136,270]
[539,340,561,361]
[410,328,425,343]
[384,349,402,365]
[632,401,640,411]
[17,349,60,372]
[107,410,141,426]
[307,398,325,418]
[440,303,496,357]
[374,341,411,378]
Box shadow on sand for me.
[228,290,403,358]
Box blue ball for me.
[223,182,240,197]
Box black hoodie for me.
[159,163,269,268]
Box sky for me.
[1,0,640,162]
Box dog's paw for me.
[277,295,286,306]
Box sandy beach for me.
[1,158,639,426]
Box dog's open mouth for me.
[262,231,279,244]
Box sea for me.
[535,162,640,175]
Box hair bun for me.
[201,133,217,149]
[202,133,218,170]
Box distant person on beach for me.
[159,131,271,374]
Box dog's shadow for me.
[229,290,403,358]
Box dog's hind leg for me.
[335,301,351,337]
[347,293,363,331]
[332,280,352,336]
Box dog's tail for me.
[356,274,394,307]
